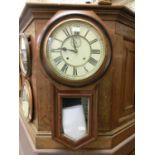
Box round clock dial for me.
[41,16,111,86]
[19,33,31,77]
[21,80,33,122]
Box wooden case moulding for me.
[19,3,135,32]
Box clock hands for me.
[51,47,77,53]
[72,37,78,53]
[63,47,77,53]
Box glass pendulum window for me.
[62,97,89,141]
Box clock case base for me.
[20,116,135,155]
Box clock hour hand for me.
[62,47,77,53]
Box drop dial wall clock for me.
[19,33,31,77]
[40,11,111,87]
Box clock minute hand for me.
[51,47,76,53]
[72,36,78,53]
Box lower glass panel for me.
[62,97,89,141]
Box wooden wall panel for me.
[119,39,135,123]
[98,68,113,132]
[111,22,135,129]
[35,20,54,131]
[110,34,125,129]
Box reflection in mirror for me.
[62,97,89,141]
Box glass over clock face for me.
[19,33,30,77]
[44,19,107,81]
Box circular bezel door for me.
[20,79,33,122]
[19,33,31,77]
[39,11,112,87]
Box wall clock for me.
[20,79,33,122]
[39,11,111,87]
[19,33,31,77]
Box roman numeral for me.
[90,39,98,45]
[91,49,100,54]
[84,66,88,72]
[84,30,89,37]
[69,27,73,35]
[63,27,71,37]
[54,56,63,65]
[73,67,78,76]
[88,57,98,66]
[61,64,68,73]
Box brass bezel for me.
[19,33,31,77]
[20,79,33,122]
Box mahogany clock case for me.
[19,3,135,154]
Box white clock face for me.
[45,19,106,81]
